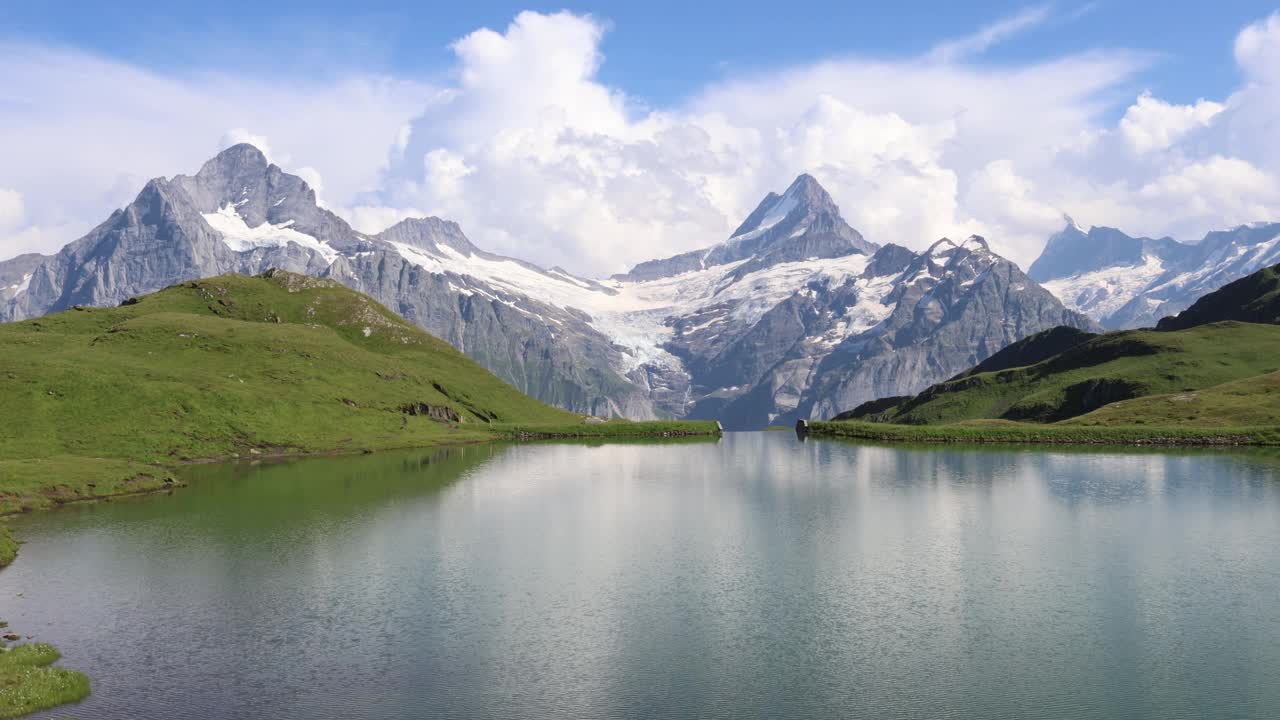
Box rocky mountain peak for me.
[921,236,990,263]
[198,143,271,178]
[613,173,876,282]
[728,173,842,241]
[375,217,478,255]
[170,143,317,231]
[711,173,877,276]
[1027,219,1148,283]
[784,172,836,207]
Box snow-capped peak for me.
[729,189,800,241]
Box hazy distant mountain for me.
[1156,262,1280,331]
[0,146,1097,427]
[1031,217,1280,329]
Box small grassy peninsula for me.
[0,642,90,720]
[0,270,717,514]
[0,528,91,719]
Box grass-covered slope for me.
[1065,370,1280,428]
[815,262,1280,444]
[948,325,1098,380]
[0,271,714,513]
[833,325,1101,423]
[850,322,1280,425]
[0,526,15,568]
[1157,262,1280,330]
[806,419,1280,445]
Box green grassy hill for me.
[948,325,1098,380]
[841,322,1280,426]
[0,271,714,513]
[1157,262,1280,330]
[816,262,1280,445]
[1065,370,1280,428]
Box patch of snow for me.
[203,204,339,264]
[680,315,726,335]
[548,267,596,289]
[1091,232,1280,322]
[728,186,800,241]
[388,240,446,274]
[1043,254,1166,319]
[959,267,993,289]
[8,273,31,296]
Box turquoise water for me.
[4,433,1280,719]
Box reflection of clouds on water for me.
[7,433,1280,719]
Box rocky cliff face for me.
[1032,218,1280,329]
[665,236,1100,428]
[1,147,1098,427]
[0,253,42,306]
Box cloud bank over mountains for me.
[1,9,1278,276]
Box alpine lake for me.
[4,432,1279,719]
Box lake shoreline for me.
[0,420,722,519]
[0,420,719,718]
[0,527,93,718]
[804,420,1280,446]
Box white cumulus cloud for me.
[0,42,430,258]
[358,9,1156,272]
[3,9,1280,279]
[220,128,276,162]
[0,190,24,231]
[1119,93,1224,154]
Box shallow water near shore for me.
[4,432,1280,719]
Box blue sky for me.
[4,1,1273,108]
[2,3,1279,274]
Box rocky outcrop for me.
[400,403,462,423]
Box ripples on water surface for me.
[4,433,1280,719]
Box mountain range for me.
[1031,217,1280,329]
[11,144,1235,428]
[832,259,1280,429]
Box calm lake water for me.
[4,432,1280,719]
